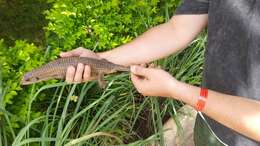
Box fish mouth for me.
[20,75,60,85]
[20,76,40,85]
[20,78,36,85]
[20,80,35,85]
[21,72,33,85]
[20,79,45,85]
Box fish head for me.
[21,72,42,85]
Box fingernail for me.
[130,65,137,73]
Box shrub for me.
[44,0,181,51]
[0,0,208,145]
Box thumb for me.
[130,65,149,77]
[60,49,82,57]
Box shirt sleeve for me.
[175,0,209,15]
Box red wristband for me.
[196,88,208,111]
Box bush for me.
[0,0,207,145]
[0,40,43,143]
[0,0,50,45]
[44,0,180,51]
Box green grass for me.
[0,0,206,145]
[10,78,148,145]
[0,34,206,146]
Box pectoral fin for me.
[97,72,107,89]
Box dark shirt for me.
[175,0,260,145]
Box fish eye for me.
[24,77,38,81]
[30,77,38,81]
[23,77,31,81]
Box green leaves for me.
[45,0,164,51]
[0,40,51,142]
[0,0,206,145]
[0,40,43,107]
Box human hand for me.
[130,65,178,98]
[60,47,100,83]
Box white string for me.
[198,112,229,146]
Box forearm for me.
[172,81,260,141]
[99,14,208,65]
[99,22,184,65]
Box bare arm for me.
[61,14,208,83]
[175,81,260,141]
[99,14,208,65]
[130,66,260,141]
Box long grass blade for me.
[64,132,123,146]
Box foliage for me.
[0,40,42,107]
[0,0,50,45]
[0,40,52,139]
[44,0,177,51]
[0,35,206,145]
[0,0,207,145]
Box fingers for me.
[130,65,149,77]
[83,65,91,81]
[60,47,84,57]
[131,73,141,88]
[66,66,76,83]
[65,64,91,84]
[60,47,100,59]
[74,63,84,83]
[131,73,148,96]
[131,73,142,84]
